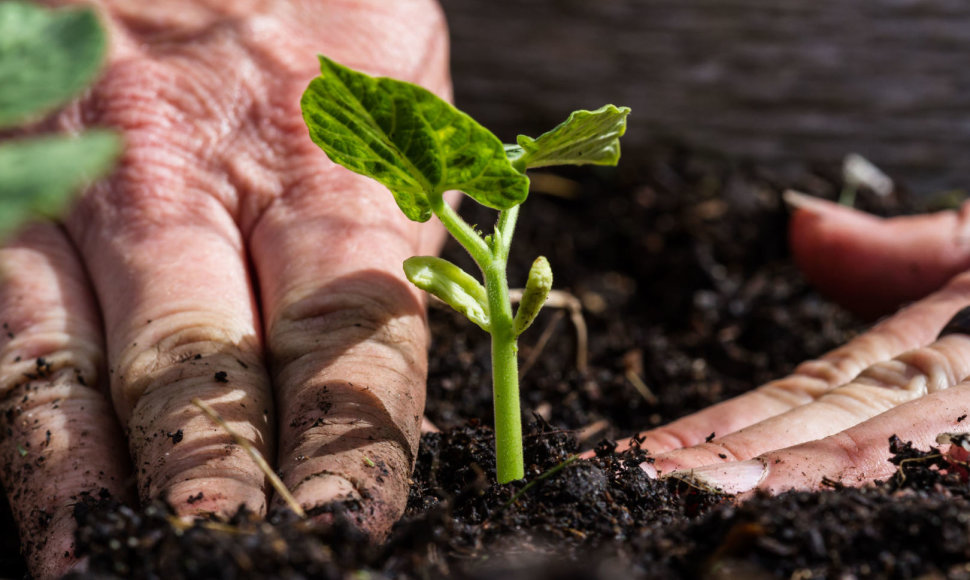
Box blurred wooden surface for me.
[443,0,970,193]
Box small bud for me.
[404,256,490,332]
[513,256,553,335]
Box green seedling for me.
[0,2,120,237]
[301,56,629,483]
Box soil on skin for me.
[5,147,970,578]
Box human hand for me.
[0,1,449,577]
[608,193,970,495]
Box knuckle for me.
[112,316,263,416]
[827,430,870,472]
[0,348,106,453]
[0,338,103,404]
[792,358,850,387]
[855,344,958,396]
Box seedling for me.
[301,56,629,483]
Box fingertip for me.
[666,458,767,495]
[788,195,970,319]
[281,449,410,541]
[640,461,658,479]
[787,195,885,318]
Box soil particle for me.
[6,147,962,578]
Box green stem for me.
[428,196,525,483]
[494,205,519,258]
[429,190,491,266]
[485,257,524,483]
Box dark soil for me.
[7,147,970,578]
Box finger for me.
[67,192,273,517]
[672,380,970,496]
[245,0,449,536]
[603,270,970,458]
[0,224,130,580]
[64,45,276,516]
[251,162,430,537]
[788,192,970,320]
[650,333,970,474]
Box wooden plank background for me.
[443,0,970,193]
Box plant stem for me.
[429,196,526,483]
[494,205,519,257]
[192,398,306,518]
[487,206,524,483]
[429,190,491,266]
[485,257,524,483]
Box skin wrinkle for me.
[652,331,970,475]
[114,319,260,409]
[0,336,102,396]
[274,346,424,465]
[789,358,859,390]
[757,376,829,407]
[0,224,129,579]
[2,396,125,578]
[271,281,423,357]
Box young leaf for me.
[404,256,490,331]
[0,2,107,128]
[301,56,530,222]
[513,256,553,336]
[505,105,630,171]
[0,131,121,236]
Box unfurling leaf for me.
[301,56,529,222]
[0,131,121,236]
[513,256,553,336]
[404,256,490,332]
[505,105,630,171]
[0,2,107,128]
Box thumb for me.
[787,192,970,320]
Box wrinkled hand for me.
[0,1,449,577]
[611,193,970,496]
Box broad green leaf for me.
[0,130,121,236]
[505,105,630,171]
[301,56,530,222]
[0,2,107,128]
[513,256,553,336]
[404,256,490,332]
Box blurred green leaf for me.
[0,131,121,236]
[0,2,107,128]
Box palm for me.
[0,1,448,577]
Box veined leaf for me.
[0,2,107,128]
[513,256,553,336]
[404,256,490,332]
[506,105,630,170]
[0,131,121,236]
[301,56,530,222]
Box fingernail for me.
[640,461,657,479]
[668,459,767,495]
[782,190,831,214]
